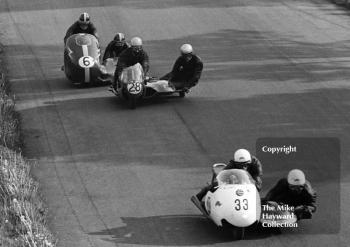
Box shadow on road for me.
[89,215,274,246]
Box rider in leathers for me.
[161,44,203,91]
[103,33,130,62]
[113,37,150,89]
[64,12,98,43]
[263,169,317,220]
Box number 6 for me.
[83,57,90,66]
[78,56,94,68]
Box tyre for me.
[128,96,137,109]
[231,227,245,240]
[179,91,185,98]
[78,81,89,87]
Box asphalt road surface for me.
[0,0,349,246]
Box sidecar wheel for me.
[231,227,245,240]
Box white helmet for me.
[180,44,193,54]
[131,37,142,46]
[287,169,305,186]
[233,149,252,163]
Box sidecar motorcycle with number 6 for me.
[62,33,108,85]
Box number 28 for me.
[128,82,142,93]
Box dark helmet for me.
[78,12,90,25]
[114,33,126,46]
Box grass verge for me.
[0,45,56,246]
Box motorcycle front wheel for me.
[128,96,137,109]
[231,226,245,240]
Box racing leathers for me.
[195,156,263,201]
[64,21,98,43]
[113,47,150,89]
[264,178,317,220]
[160,54,203,90]
[103,41,130,61]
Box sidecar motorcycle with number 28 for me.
[109,62,189,109]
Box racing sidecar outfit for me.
[161,54,203,90]
[64,21,98,43]
[264,178,317,220]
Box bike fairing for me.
[119,63,144,95]
[63,34,102,84]
[202,169,261,228]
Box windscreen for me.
[217,169,255,186]
[120,63,144,84]
[75,34,92,46]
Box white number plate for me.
[127,82,142,94]
[78,56,95,68]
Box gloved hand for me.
[168,80,175,89]
[144,76,150,85]
[294,206,304,211]
[294,206,312,220]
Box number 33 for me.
[234,199,248,210]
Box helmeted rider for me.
[223,149,263,191]
[160,44,203,91]
[112,37,150,90]
[103,33,130,62]
[195,149,263,202]
[64,12,99,43]
[263,169,317,220]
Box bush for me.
[0,81,21,150]
[0,49,56,246]
[0,147,56,246]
